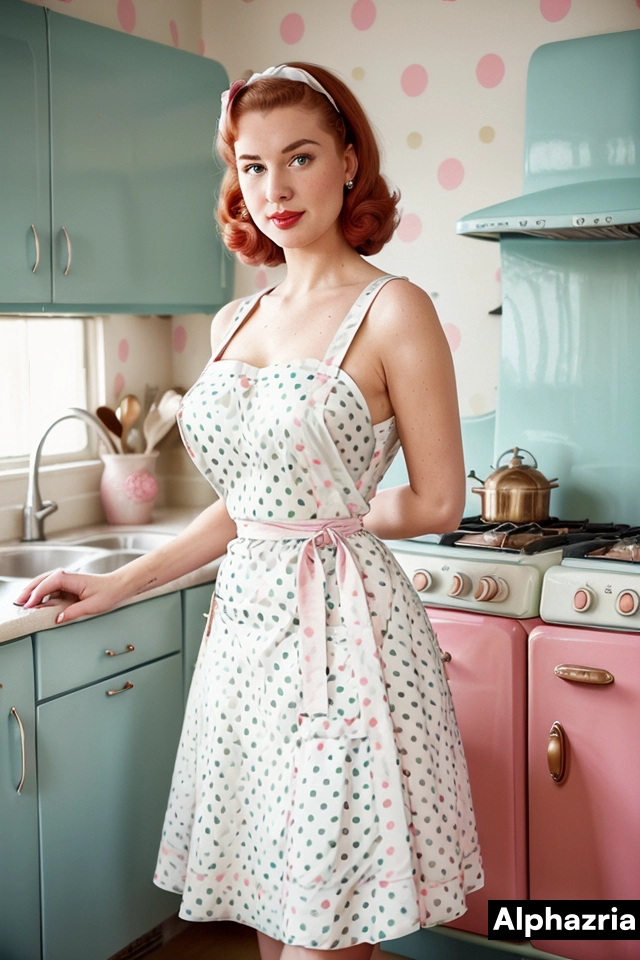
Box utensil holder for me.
[100,452,160,525]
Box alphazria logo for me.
[488,901,638,941]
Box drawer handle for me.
[30,224,40,273]
[106,681,134,697]
[10,707,26,794]
[105,644,135,657]
[547,720,567,784]
[61,226,72,276]
[555,663,614,685]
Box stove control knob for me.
[474,576,510,603]
[449,572,471,597]
[413,569,433,593]
[572,587,594,612]
[616,589,639,616]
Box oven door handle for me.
[554,663,614,685]
[547,720,567,784]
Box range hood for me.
[457,29,640,241]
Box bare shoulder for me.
[367,278,442,348]
[209,297,244,353]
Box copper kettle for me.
[469,447,559,523]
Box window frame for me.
[0,315,105,474]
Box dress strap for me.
[212,286,276,362]
[321,274,406,369]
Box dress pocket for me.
[287,734,382,890]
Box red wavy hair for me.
[216,63,400,267]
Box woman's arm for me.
[15,303,247,623]
[362,281,466,540]
[16,496,237,623]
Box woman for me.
[16,64,482,960]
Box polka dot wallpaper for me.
[24,0,640,419]
[202,0,640,416]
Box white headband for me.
[218,64,340,139]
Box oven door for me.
[426,608,530,936]
[528,625,640,960]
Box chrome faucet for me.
[22,407,118,542]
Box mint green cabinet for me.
[47,12,230,313]
[182,581,215,703]
[0,2,232,314]
[35,594,183,960]
[0,0,51,303]
[0,636,41,960]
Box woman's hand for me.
[14,568,126,624]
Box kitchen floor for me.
[149,922,406,959]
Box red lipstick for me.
[269,210,304,229]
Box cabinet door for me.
[528,625,640,960]
[0,0,51,303]
[0,637,41,960]
[38,654,183,960]
[426,609,528,938]
[47,12,230,311]
[182,581,215,704]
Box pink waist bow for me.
[236,517,381,719]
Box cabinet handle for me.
[10,707,26,794]
[61,226,72,276]
[105,644,135,657]
[30,224,40,273]
[554,663,614,685]
[547,720,567,784]
[106,681,134,696]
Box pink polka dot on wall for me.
[401,64,428,97]
[351,0,377,30]
[476,54,505,88]
[540,0,571,21]
[169,20,179,47]
[117,0,136,33]
[255,269,268,289]
[172,325,187,354]
[443,323,461,353]
[437,158,464,190]
[113,372,125,397]
[397,213,422,243]
[280,13,305,44]
[118,338,129,363]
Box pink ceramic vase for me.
[100,452,160,525]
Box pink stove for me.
[386,519,632,945]
[528,532,640,960]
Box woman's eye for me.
[291,154,311,167]
[243,164,264,175]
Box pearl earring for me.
[345,180,354,190]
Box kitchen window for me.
[0,317,102,469]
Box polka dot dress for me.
[154,275,483,949]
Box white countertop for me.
[0,507,220,644]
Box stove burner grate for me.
[563,527,640,562]
[439,518,630,555]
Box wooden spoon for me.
[96,406,123,454]
[118,394,141,454]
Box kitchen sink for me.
[69,531,175,551]
[0,545,102,580]
[0,529,176,581]
[76,549,145,575]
